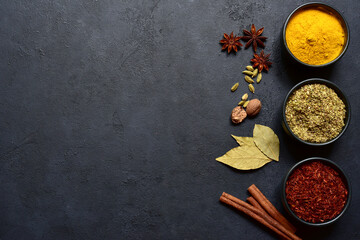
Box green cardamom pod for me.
[257,73,262,83]
[252,68,258,78]
[238,100,246,106]
[246,66,254,71]
[241,93,248,101]
[249,84,255,93]
[243,100,250,108]
[245,75,254,84]
[231,83,239,92]
[242,70,253,76]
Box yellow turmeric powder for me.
[285,8,346,65]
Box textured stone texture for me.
[0,0,359,239]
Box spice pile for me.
[219,25,272,124]
[285,161,348,223]
[231,97,262,124]
[285,83,346,143]
[220,184,301,240]
[285,7,346,65]
[217,4,351,239]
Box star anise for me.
[219,32,242,53]
[242,24,267,52]
[251,50,272,72]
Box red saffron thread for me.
[285,161,348,223]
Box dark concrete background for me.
[0,0,359,239]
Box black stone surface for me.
[0,1,359,239]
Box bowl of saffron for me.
[282,157,351,226]
[283,2,349,67]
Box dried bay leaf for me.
[216,146,272,170]
[253,124,280,161]
[216,137,272,170]
[231,135,254,147]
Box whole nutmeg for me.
[246,99,262,117]
[231,106,247,124]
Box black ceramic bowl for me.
[282,157,351,227]
[282,78,350,146]
[283,2,350,67]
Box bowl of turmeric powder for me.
[283,3,349,67]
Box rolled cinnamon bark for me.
[248,184,297,233]
[223,193,301,240]
[247,196,268,215]
[220,195,292,240]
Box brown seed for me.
[231,106,247,124]
[246,99,262,117]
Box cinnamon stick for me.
[222,193,301,240]
[247,196,267,215]
[220,195,292,240]
[248,184,297,233]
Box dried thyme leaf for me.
[285,83,346,143]
[253,124,280,161]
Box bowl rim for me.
[282,2,350,67]
[282,157,351,226]
[282,78,351,146]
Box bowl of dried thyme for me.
[282,157,351,227]
[282,78,350,146]
[283,2,350,67]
